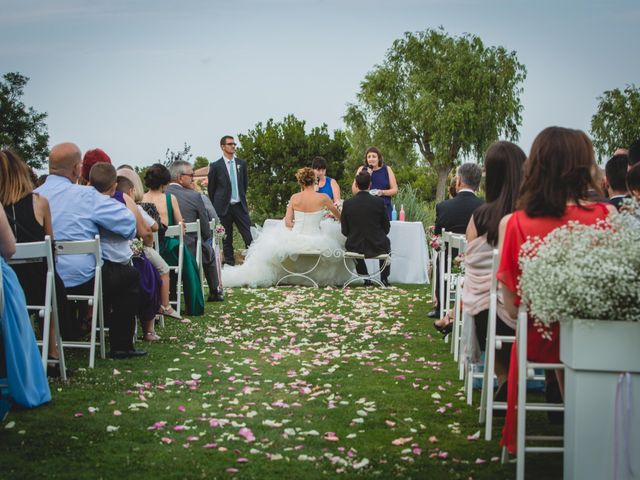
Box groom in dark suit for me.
[207,135,253,266]
[341,170,391,286]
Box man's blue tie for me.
[229,159,239,202]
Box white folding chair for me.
[164,224,184,317]
[449,234,467,364]
[150,231,165,328]
[478,249,515,438]
[8,236,67,380]
[54,235,105,368]
[438,229,449,321]
[184,220,202,279]
[502,304,564,480]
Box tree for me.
[238,115,349,222]
[194,156,209,170]
[0,72,49,169]
[346,28,526,201]
[162,142,192,166]
[590,84,640,160]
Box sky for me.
[1,0,638,170]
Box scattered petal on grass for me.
[467,430,481,441]
[4,421,15,429]
[475,458,487,464]
[391,437,413,446]
[113,410,122,416]
[106,425,119,433]
[160,437,173,444]
[428,435,438,444]
[352,458,369,469]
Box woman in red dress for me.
[497,127,615,453]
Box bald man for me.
[36,143,145,358]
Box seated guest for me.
[89,164,161,343]
[459,142,525,399]
[80,148,111,185]
[497,127,615,455]
[0,203,51,408]
[312,156,341,202]
[430,163,484,320]
[35,143,145,359]
[115,175,180,320]
[0,149,68,374]
[627,163,640,199]
[341,170,391,286]
[604,154,630,210]
[167,161,223,302]
[142,164,205,316]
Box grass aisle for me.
[0,285,561,479]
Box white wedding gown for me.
[222,210,351,288]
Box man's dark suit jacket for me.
[165,183,214,265]
[341,191,390,257]
[207,157,249,217]
[434,191,484,235]
[608,194,630,212]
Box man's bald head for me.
[49,143,82,181]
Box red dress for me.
[497,203,610,454]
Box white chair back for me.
[9,236,67,379]
[54,235,105,368]
[164,224,184,316]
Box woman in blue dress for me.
[312,156,341,202]
[0,204,51,412]
[351,147,398,220]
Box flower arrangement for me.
[518,207,640,326]
[130,238,144,257]
[427,225,442,252]
[323,199,343,221]
[214,223,226,242]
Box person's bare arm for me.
[284,200,294,229]
[171,195,185,232]
[323,195,341,220]
[0,206,16,259]
[331,179,341,202]
[497,214,517,319]
[383,166,398,197]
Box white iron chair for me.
[342,252,391,289]
[449,233,467,365]
[430,246,438,304]
[151,231,165,328]
[54,235,105,368]
[478,249,515,438]
[502,304,564,480]
[8,236,67,380]
[164,224,184,317]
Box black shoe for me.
[433,320,453,336]
[47,364,73,378]
[207,294,224,302]
[363,280,373,287]
[427,309,440,319]
[382,278,390,287]
[224,261,235,267]
[110,349,147,359]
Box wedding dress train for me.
[222,211,351,287]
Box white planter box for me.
[560,320,640,480]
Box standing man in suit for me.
[341,170,391,286]
[207,136,253,266]
[429,162,483,319]
[167,161,223,302]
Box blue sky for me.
[1,0,638,169]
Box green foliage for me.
[393,184,435,230]
[193,155,209,170]
[346,27,526,201]
[590,84,640,160]
[162,142,192,166]
[238,115,349,223]
[0,72,49,169]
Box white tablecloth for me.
[258,219,429,284]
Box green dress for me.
[160,193,205,316]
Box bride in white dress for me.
[222,167,351,288]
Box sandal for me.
[143,332,161,342]
[158,305,181,320]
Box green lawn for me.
[0,285,562,479]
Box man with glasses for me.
[207,136,253,266]
[167,161,223,301]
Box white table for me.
[258,219,429,285]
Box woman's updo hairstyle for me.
[296,167,316,187]
[144,163,171,190]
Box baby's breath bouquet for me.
[519,206,640,326]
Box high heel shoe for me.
[432,320,453,336]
